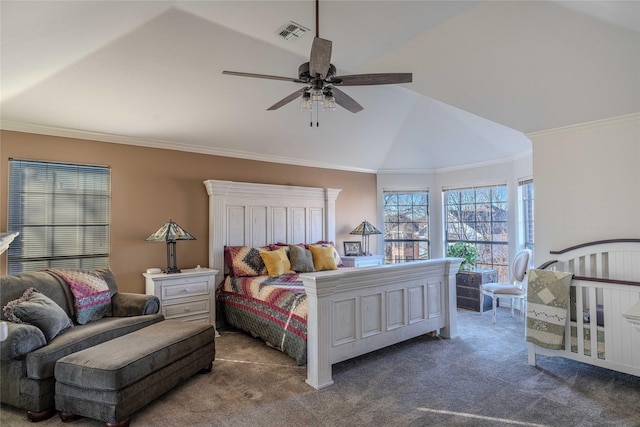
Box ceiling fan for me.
[222,0,412,118]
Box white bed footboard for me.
[528,240,640,377]
[301,258,461,389]
[204,179,462,388]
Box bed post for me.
[301,271,341,389]
[203,180,233,283]
[440,258,462,339]
[324,188,341,242]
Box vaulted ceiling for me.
[1,1,638,172]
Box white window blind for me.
[7,159,111,275]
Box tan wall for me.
[0,130,377,292]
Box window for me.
[7,159,111,275]
[444,185,509,282]
[519,178,534,254]
[383,191,429,264]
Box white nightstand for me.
[341,255,384,268]
[144,268,218,332]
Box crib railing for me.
[529,239,640,377]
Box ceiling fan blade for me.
[309,37,332,78]
[267,89,305,111]
[222,70,304,83]
[331,87,364,113]
[334,73,412,86]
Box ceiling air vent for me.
[277,21,309,41]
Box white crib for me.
[527,239,640,377]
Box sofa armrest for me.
[0,322,47,360]
[111,292,160,317]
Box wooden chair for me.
[480,249,531,323]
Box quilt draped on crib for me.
[526,269,573,350]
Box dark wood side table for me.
[456,268,497,312]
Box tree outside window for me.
[383,192,429,264]
[444,186,509,282]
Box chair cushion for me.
[512,250,530,282]
[482,283,525,296]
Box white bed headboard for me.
[203,180,341,282]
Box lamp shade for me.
[146,219,195,274]
[349,220,382,237]
[146,219,196,242]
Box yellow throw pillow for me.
[259,247,294,276]
[309,245,338,271]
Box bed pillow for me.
[309,241,343,267]
[260,247,294,276]
[224,246,271,277]
[270,242,305,253]
[289,245,315,273]
[3,288,73,342]
[309,245,338,271]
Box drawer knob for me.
[182,288,190,293]
[184,306,190,312]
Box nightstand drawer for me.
[341,255,384,268]
[144,268,218,330]
[163,299,210,319]
[161,279,209,300]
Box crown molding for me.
[377,149,532,175]
[526,113,640,139]
[0,120,377,174]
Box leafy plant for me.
[446,242,479,270]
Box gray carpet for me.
[2,308,640,426]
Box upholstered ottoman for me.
[54,320,215,427]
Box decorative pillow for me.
[289,245,315,273]
[309,241,343,267]
[269,242,305,254]
[3,288,73,342]
[44,269,111,325]
[260,247,294,277]
[309,245,338,271]
[224,246,271,277]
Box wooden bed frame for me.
[204,180,461,389]
[529,239,640,377]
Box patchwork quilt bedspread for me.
[219,274,308,365]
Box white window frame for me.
[443,184,509,282]
[383,191,430,264]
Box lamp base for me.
[166,241,180,274]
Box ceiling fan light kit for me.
[222,0,412,125]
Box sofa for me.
[0,267,162,421]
